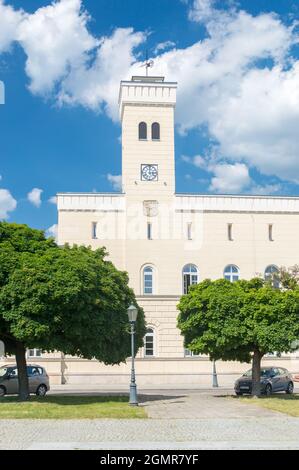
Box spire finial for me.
[141,49,154,77]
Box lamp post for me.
[212,359,219,388]
[127,304,138,406]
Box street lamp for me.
[127,304,138,406]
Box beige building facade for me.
[3,76,299,385]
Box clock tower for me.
[119,76,177,201]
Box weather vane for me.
[141,50,154,77]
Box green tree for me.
[177,278,299,396]
[0,222,145,400]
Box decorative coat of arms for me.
[143,200,159,217]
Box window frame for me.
[143,265,154,295]
[223,264,240,282]
[151,122,160,141]
[182,264,199,294]
[144,328,155,357]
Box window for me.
[183,264,199,294]
[151,122,160,140]
[224,265,240,282]
[268,224,274,241]
[143,266,153,294]
[264,265,279,288]
[147,222,152,240]
[92,222,98,239]
[138,122,147,140]
[28,349,42,358]
[187,223,192,240]
[227,223,233,241]
[184,349,202,357]
[144,328,154,357]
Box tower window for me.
[265,265,279,288]
[183,264,199,294]
[143,266,153,294]
[138,122,147,140]
[92,222,98,239]
[227,223,233,241]
[151,122,160,140]
[268,224,274,241]
[144,328,155,357]
[147,222,152,240]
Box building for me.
[3,75,299,385]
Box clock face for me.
[141,164,158,181]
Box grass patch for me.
[238,394,299,417]
[0,395,147,419]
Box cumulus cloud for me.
[107,174,122,191]
[2,0,299,188]
[209,163,251,193]
[27,187,43,207]
[48,196,57,204]
[154,40,176,54]
[0,188,17,219]
[46,224,58,240]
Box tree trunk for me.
[251,349,263,398]
[15,342,29,401]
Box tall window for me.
[265,265,279,288]
[91,222,98,239]
[183,264,199,294]
[187,222,192,240]
[151,122,160,140]
[144,328,154,357]
[147,222,152,240]
[268,224,274,241]
[138,122,147,140]
[143,266,153,294]
[227,223,233,241]
[224,265,240,282]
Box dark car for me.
[234,366,294,396]
[0,364,50,397]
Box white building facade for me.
[5,76,298,386]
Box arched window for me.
[151,122,160,140]
[144,328,154,357]
[138,122,147,140]
[143,266,153,294]
[183,264,199,294]
[224,265,240,282]
[265,265,279,288]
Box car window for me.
[272,368,279,376]
[28,366,40,376]
[37,368,43,375]
[0,367,8,377]
[10,368,18,377]
[278,368,286,375]
[261,369,272,377]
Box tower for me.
[119,76,177,200]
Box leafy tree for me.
[178,278,299,396]
[0,222,145,400]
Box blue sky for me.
[1,0,299,234]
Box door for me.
[28,366,40,393]
[270,368,281,391]
[5,367,19,394]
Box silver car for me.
[0,364,50,397]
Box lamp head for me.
[127,304,138,323]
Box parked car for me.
[234,366,294,396]
[0,364,50,397]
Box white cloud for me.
[48,196,57,204]
[181,154,206,168]
[249,183,282,196]
[1,1,299,187]
[0,0,24,53]
[154,41,176,54]
[46,223,58,240]
[209,163,251,193]
[0,188,17,219]
[107,174,122,191]
[27,187,43,207]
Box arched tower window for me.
[265,265,279,288]
[151,122,160,140]
[183,264,199,294]
[144,328,155,357]
[143,266,153,294]
[224,265,240,282]
[138,122,147,140]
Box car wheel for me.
[286,382,294,394]
[265,384,272,396]
[36,384,47,397]
[0,385,6,397]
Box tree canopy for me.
[0,222,146,399]
[177,278,299,396]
